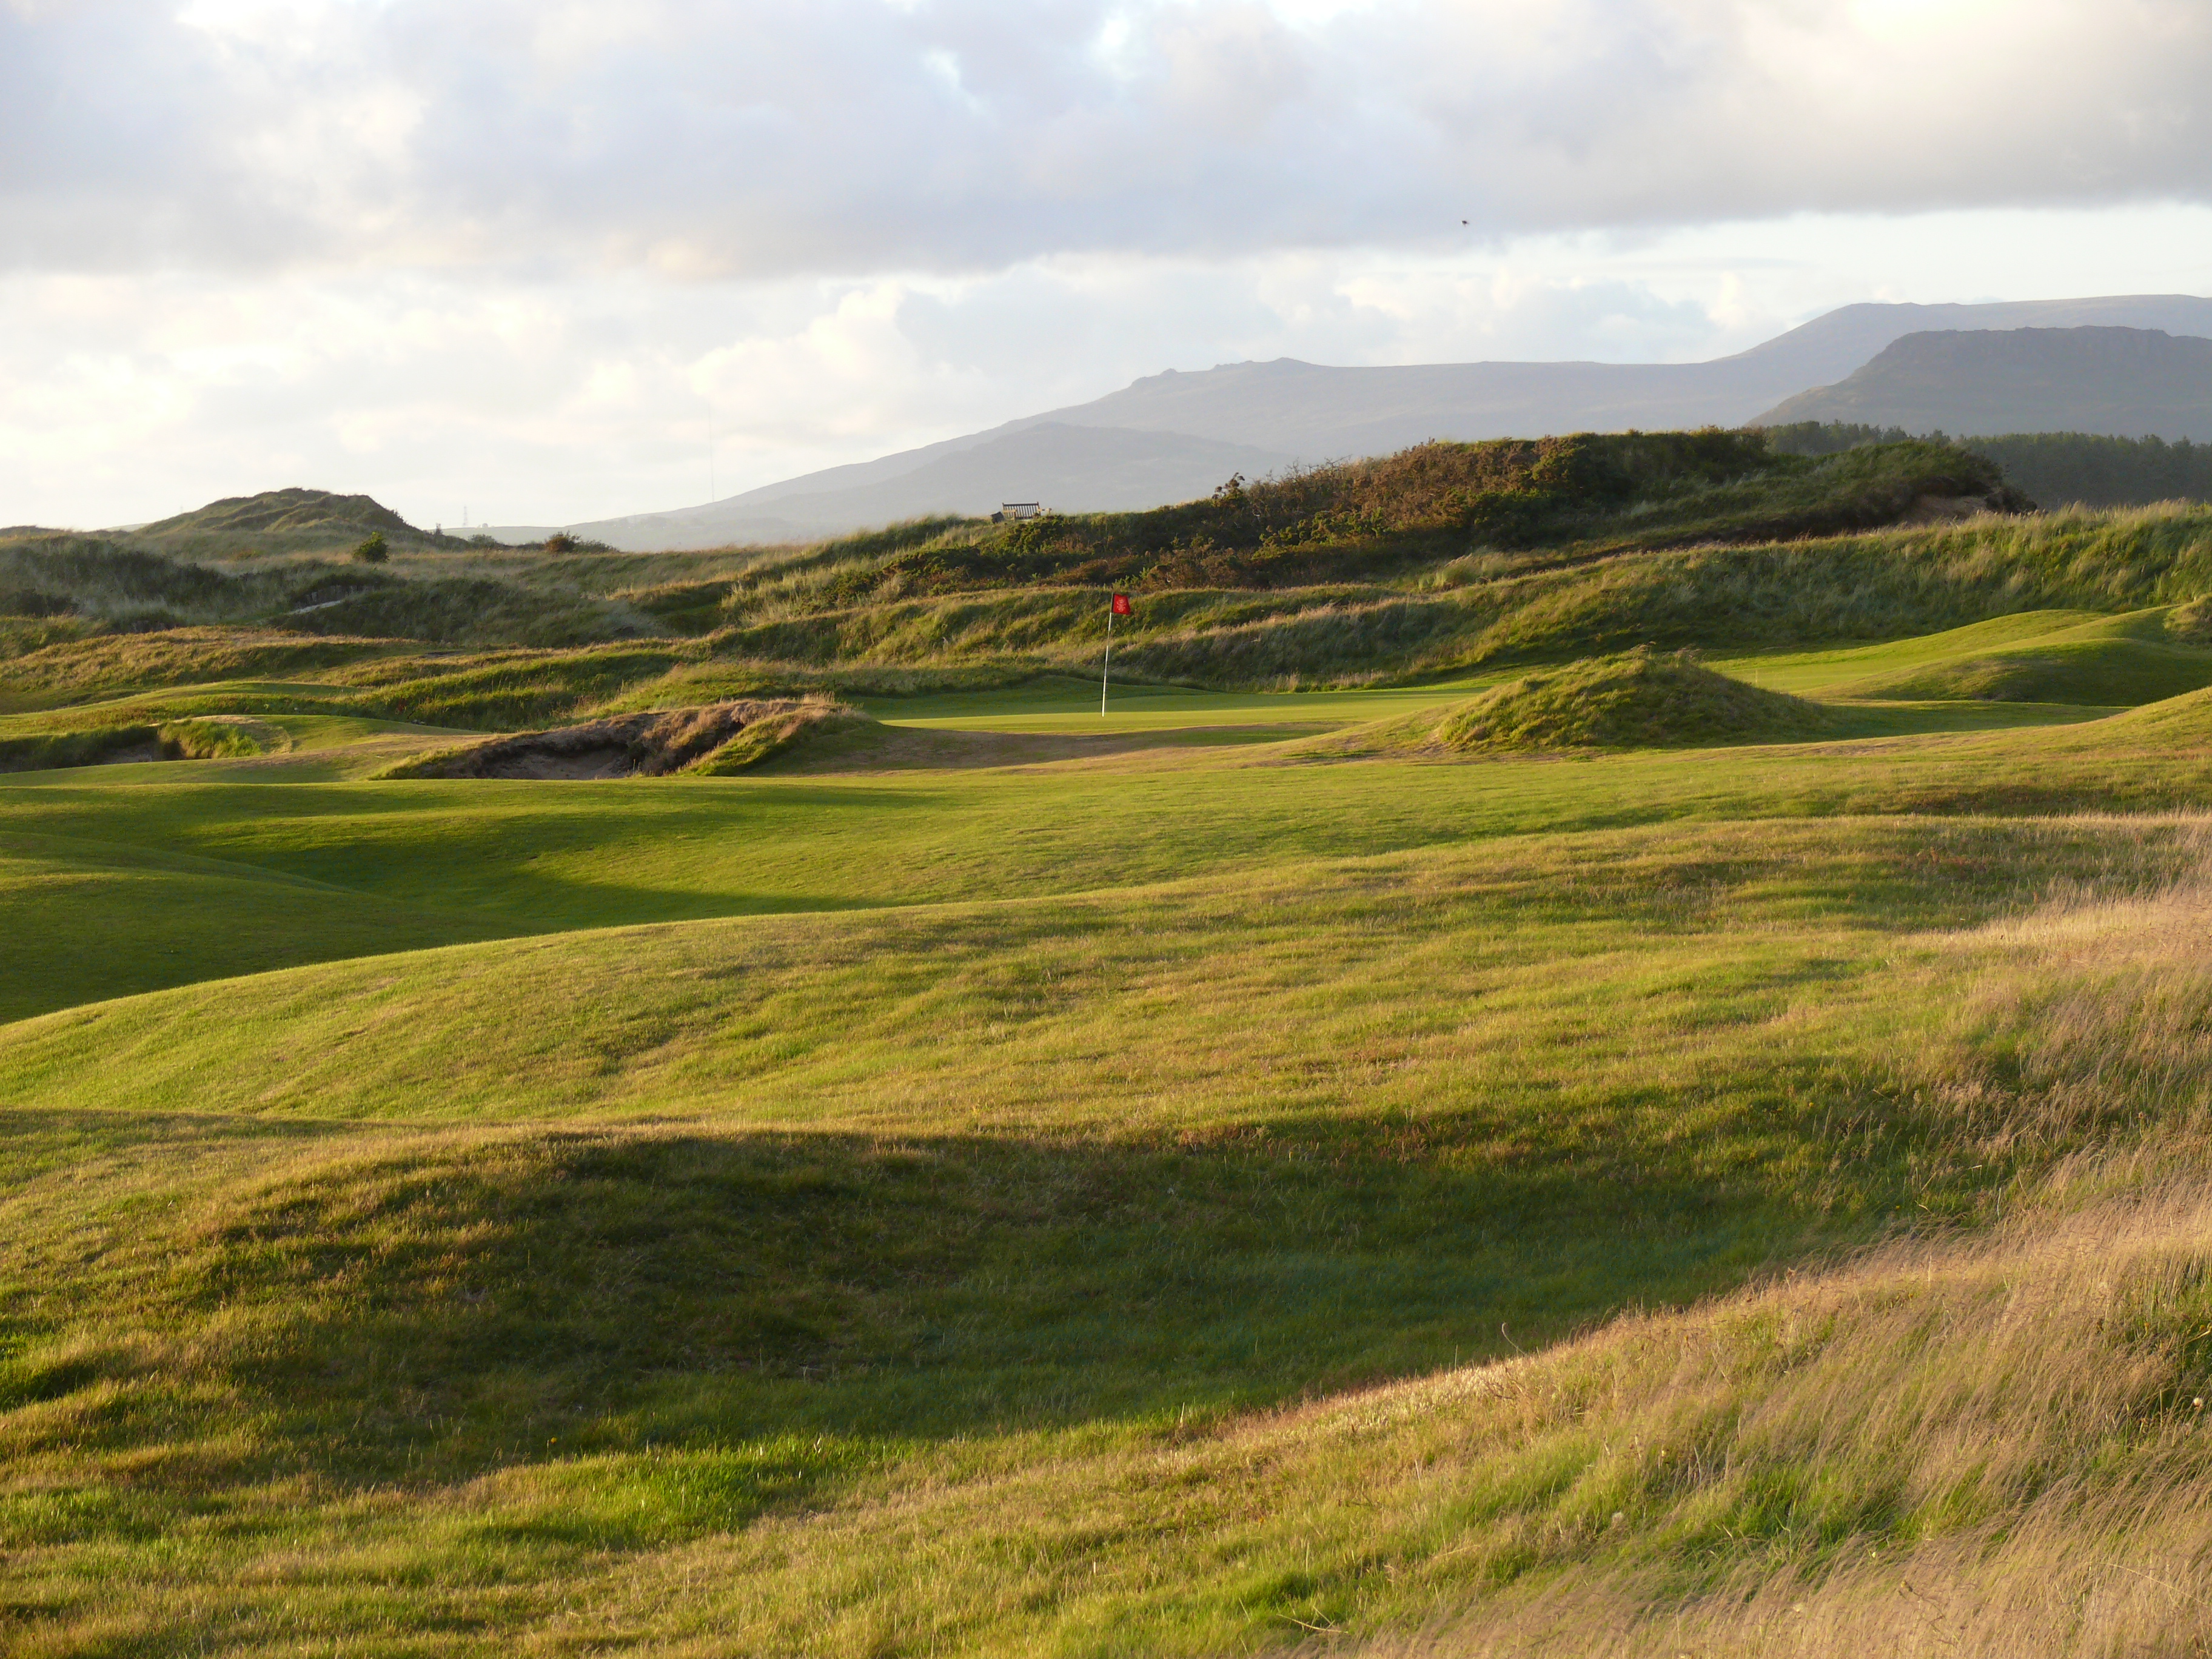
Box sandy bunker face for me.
[403,700,840,781]
[472,745,633,780]
[94,742,168,765]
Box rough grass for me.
[0,714,276,773]
[700,502,2212,692]
[0,535,652,646]
[0,628,400,711]
[760,434,2014,602]
[7,497,2212,706]
[1339,875,2212,1657]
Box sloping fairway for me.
[1708,603,2212,708]
[11,491,2212,1654]
[1834,608,2212,706]
[2,682,2200,1022]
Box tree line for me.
[1760,422,2212,508]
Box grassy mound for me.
[4,446,2206,702]
[0,628,399,708]
[683,699,873,774]
[1426,649,1842,754]
[0,533,652,647]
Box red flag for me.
[1111,593,1131,615]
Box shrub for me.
[354,532,389,565]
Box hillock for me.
[134,486,420,551]
[0,714,272,773]
[1430,649,1842,754]
[0,531,651,646]
[0,437,2042,692]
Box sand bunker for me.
[386,699,850,780]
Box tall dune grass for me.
[1329,846,2212,1655]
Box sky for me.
[5,0,2212,531]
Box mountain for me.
[1754,327,2212,439]
[492,294,2212,549]
[532,424,1298,551]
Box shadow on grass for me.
[90,1119,1878,1494]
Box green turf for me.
[1705,609,2111,694]
[1708,606,2212,708]
[0,686,2198,1026]
[7,581,2212,1651]
[860,672,1508,731]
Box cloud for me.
[0,249,1760,528]
[5,1,2211,280]
[13,198,2210,531]
[8,2,2212,531]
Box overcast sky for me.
[7,0,2212,529]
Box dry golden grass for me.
[1326,855,2212,1656]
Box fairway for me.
[9,484,2212,1654]
[861,672,1507,731]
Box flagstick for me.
[1100,603,1113,717]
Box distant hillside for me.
[523,424,1298,551]
[1757,327,2212,440]
[501,294,2212,549]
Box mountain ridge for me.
[1756,326,2212,438]
[474,292,2211,549]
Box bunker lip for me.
[0,713,282,773]
[384,699,847,780]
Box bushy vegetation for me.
[1766,420,2212,508]
[1971,431,2212,508]
[0,531,646,646]
[743,435,2016,608]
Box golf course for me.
[7,435,2212,1654]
